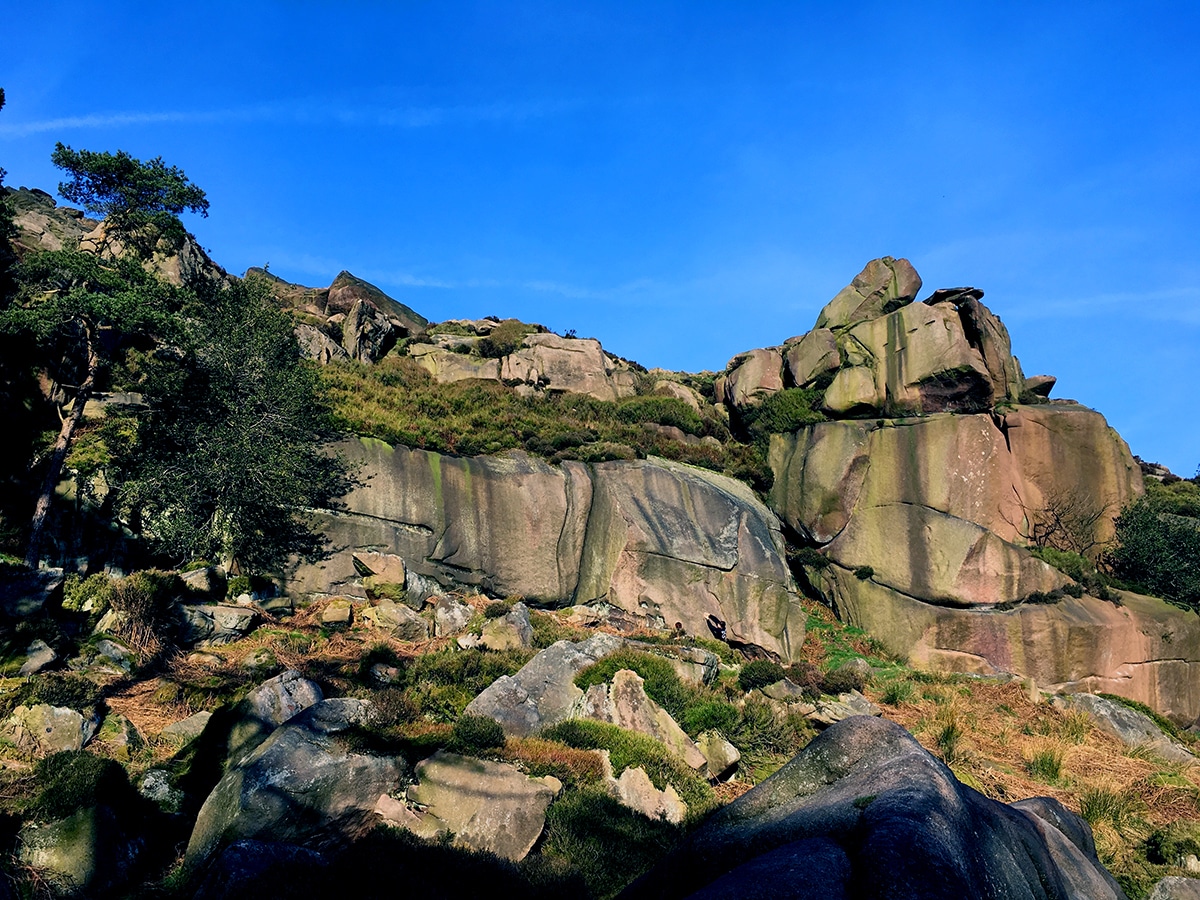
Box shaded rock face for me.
[18,805,147,896]
[186,698,404,868]
[291,439,805,661]
[1062,693,1196,764]
[623,716,1127,900]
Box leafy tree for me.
[0,88,18,302]
[0,144,202,567]
[51,143,208,256]
[1108,496,1200,609]
[117,274,351,572]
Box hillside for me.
[1,182,1199,899]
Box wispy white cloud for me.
[0,98,580,139]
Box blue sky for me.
[2,2,1198,474]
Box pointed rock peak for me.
[814,256,922,330]
[327,270,428,332]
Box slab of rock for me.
[0,567,63,617]
[296,324,350,364]
[762,679,810,703]
[807,692,882,728]
[292,440,805,662]
[360,598,429,641]
[1064,693,1195,764]
[225,670,324,767]
[140,769,185,813]
[162,711,213,745]
[186,699,403,868]
[1150,877,1200,899]
[406,751,559,861]
[1024,375,1057,398]
[624,716,1127,900]
[180,566,228,600]
[500,332,637,402]
[463,633,624,737]
[2,704,97,755]
[480,601,533,650]
[19,805,145,896]
[99,713,142,761]
[697,730,741,779]
[815,256,922,330]
[614,765,686,824]
[434,595,473,636]
[320,598,353,626]
[784,329,840,389]
[19,638,57,676]
[575,669,707,770]
[180,604,257,646]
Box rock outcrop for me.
[186,698,404,868]
[291,439,806,661]
[623,716,1128,900]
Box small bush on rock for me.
[737,659,786,693]
[821,667,866,695]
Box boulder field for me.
[289,439,806,662]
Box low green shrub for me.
[539,787,682,899]
[821,667,866,695]
[1146,820,1200,864]
[615,396,704,436]
[540,719,716,821]
[452,714,506,753]
[739,388,827,444]
[1080,786,1141,830]
[24,751,145,823]
[881,679,914,705]
[2,672,104,720]
[484,601,513,619]
[574,650,692,720]
[737,659,785,692]
[1027,748,1064,783]
[61,572,116,613]
[678,699,740,737]
[853,565,874,581]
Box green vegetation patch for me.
[540,719,716,821]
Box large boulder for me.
[716,348,785,412]
[814,256,922,330]
[291,440,805,661]
[622,716,1127,900]
[464,633,624,737]
[2,704,97,756]
[18,805,147,896]
[405,751,560,861]
[408,343,502,382]
[783,329,840,389]
[1062,693,1196,764]
[326,270,427,335]
[185,699,404,868]
[500,333,638,401]
[813,572,1200,724]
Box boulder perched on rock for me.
[404,751,559,861]
[623,716,1127,900]
[291,440,805,661]
[480,601,533,650]
[186,699,404,868]
[360,598,428,641]
[815,256,922,329]
[715,348,784,412]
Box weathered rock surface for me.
[623,716,1127,900]
[613,765,687,824]
[716,348,785,412]
[1062,693,1196,764]
[501,332,639,401]
[1150,877,1200,900]
[221,670,324,767]
[186,698,403,867]
[2,704,97,755]
[465,633,624,736]
[19,638,58,676]
[360,598,429,641]
[433,595,474,636]
[405,751,559,860]
[162,711,213,745]
[480,601,533,650]
[574,669,707,770]
[697,730,741,779]
[192,840,329,900]
[18,805,146,896]
[817,573,1200,723]
[180,604,258,646]
[784,328,840,389]
[815,256,922,330]
[292,440,805,661]
[806,690,883,728]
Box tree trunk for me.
[24,323,99,569]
